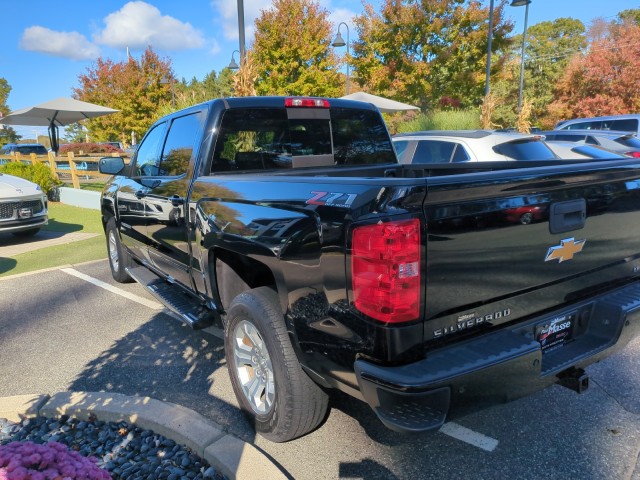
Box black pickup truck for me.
[99,96,640,442]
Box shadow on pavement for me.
[67,313,255,441]
[0,257,17,274]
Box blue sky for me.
[2,0,638,138]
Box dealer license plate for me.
[18,208,32,218]
[536,313,575,353]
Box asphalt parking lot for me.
[1,259,639,479]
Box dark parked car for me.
[540,130,640,158]
[1,143,48,156]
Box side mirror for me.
[99,156,125,175]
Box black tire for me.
[106,217,133,283]
[224,287,329,442]
[520,212,534,225]
[12,228,40,237]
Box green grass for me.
[396,108,481,133]
[0,203,107,277]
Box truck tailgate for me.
[423,160,640,341]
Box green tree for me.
[251,0,342,97]
[63,123,87,143]
[0,78,11,117]
[74,47,173,145]
[492,17,586,128]
[617,8,640,26]
[351,0,514,110]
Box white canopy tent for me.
[340,92,420,113]
[0,97,119,153]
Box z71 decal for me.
[306,191,358,208]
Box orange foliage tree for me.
[74,47,174,144]
[549,23,640,124]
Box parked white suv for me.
[0,173,48,236]
[392,130,558,164]
[555,114,640,135]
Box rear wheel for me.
[224,287,329,442]
[106,218,133,283]
[520,212,534,225]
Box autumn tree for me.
[351,0,513,110]
[251,0,343,97]
[491,17,585,128]
[74,47,174,145]
[548,23,640,123]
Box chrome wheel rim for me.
[108,229,120,271]
[232,320,275,415]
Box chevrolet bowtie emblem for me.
[545,238,586,263]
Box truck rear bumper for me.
[354,282,640,433]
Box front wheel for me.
[224,287,329,442]
[106,218,133,283]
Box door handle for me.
[549,199,586,234]
[170,195,184,207]
[135,190,146,199]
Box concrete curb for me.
[0,392,286,480]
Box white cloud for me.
[20,26,100,60]
[95,1,205,51]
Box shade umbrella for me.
[340,92,420,113]
[0,97,119,154]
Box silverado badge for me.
[545,238,585,263]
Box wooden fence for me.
[0,152,128,189]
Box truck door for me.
[143,110,206,290]
[116,121,167,262]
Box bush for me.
[396,108,481,133]
[0,441,110,480]
[59,143,122,155]
[0,162,62,196]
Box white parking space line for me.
[60,268,163,310]
[439,422,499,452]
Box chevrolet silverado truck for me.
[99,96,640,442]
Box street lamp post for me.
[237,0,246,62]
[484,0,495,96]
[511,0,532,114]
[332,22,350,95]
[228,50,240,70]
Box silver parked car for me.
[538,130,640,158]
[0,173,48,236]
[545,141,628,160]
[392,130,558,164]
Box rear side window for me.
[392,140,410,161]
[493,140,557,160]
[413,140,457,163]
[211,107,395,173]
[610,119,638,132]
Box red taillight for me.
[626,151,640,158]
[285,97,330,108]
[351,218,421,323]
